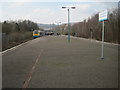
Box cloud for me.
[32,8,54,18]
[75,4,91,11]
[1,2,118,24]
[0,0,120,2]
[61,4,92,22]
[20,8,56,23]
[0,0,34,2]
[0,3,2,21]
[0,0,74,2]
[70,0,119,2]
[7,0,35,8]
[9,2,26,8]
[33,8,52,14]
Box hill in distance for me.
[37,24,57,30]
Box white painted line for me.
[70,36,119,46]
[1,38,40,54]
[93,39,119,46]
[61,35,119,46]
[1,40,31,54]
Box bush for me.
[2,20,39,51]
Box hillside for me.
[37,24,57,30]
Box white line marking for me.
[70,36,119,46]
[1,38,40,54]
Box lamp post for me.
[55,22,61,35]
[62,6,76,43]
[57,22,61,33]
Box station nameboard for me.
[99,10,108,21]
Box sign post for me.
[101,20,104,59]
[99,10,108,59]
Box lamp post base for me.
[100,57,104,60]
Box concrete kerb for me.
[1,35,119,54]
[61,35,119,46]
[1,38,39,54]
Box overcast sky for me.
[1,0,118,24]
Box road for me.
[2,35,118,88]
